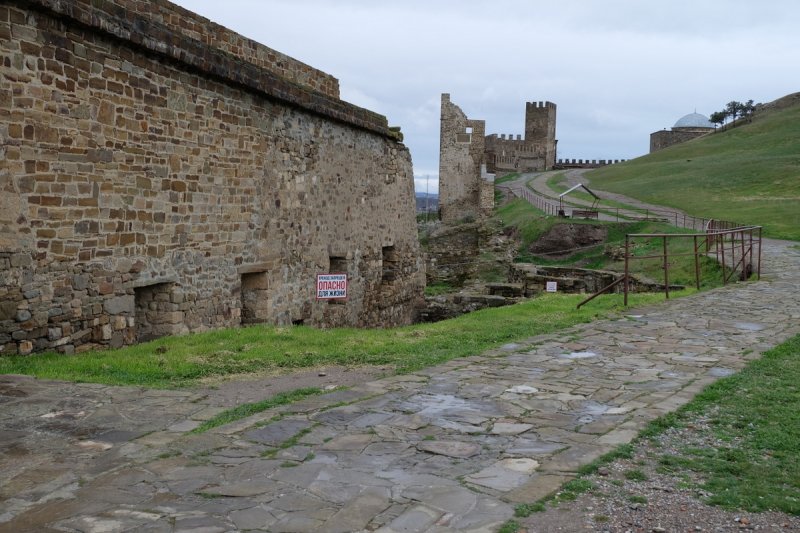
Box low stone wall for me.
[510,265,682,296]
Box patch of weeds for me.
[610,479,624,486]
[628,495,648,504]
[196,492,222,499]
[279,461,298,468]
[424,282,456,296]
[578,443,634,475]
[497,520,521,533]
[323,437,333,443]
[190,388,322,434]
[555,479,594,502]
[594,514,610,523]
[422,435,436,441]
[624,469,648,482]
[514,501,545,517]
[156,450,181,460]
[304,452,315,462]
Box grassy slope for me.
[586,100,800,240]
[495,198,723,287]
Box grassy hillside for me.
[587,94,800,240]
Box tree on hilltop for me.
[709,110,726,130]
[726,101,744,124]
[740,99,756,122]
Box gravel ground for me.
[518,415,800,533]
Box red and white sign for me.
[316,273,348,300]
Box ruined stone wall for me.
[0,0,423,355]
[438,94,487,224]
[649,128,711,153]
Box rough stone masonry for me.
[0,0,424,355]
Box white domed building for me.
[649,112,715,153]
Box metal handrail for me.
[580,225,762,308]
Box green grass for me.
[644,333,800,514]
[424,281,456,296]
[497,520,521,533]
[495,198,724,288]
[190,388,322,433]
[587,101,800,240]
[495,172,521,185]
[0,291,675,388]
[624,469,648,482]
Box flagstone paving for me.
[0,239,798,532]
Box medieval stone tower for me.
[524,101,557,169]
[483,100,558,175]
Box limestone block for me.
[103,295,133,315]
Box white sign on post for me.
[546,281,558,293]
[316,273,348,300]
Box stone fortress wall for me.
[649,128,710,153]
[484,101,557,175]
[0,0,424,355]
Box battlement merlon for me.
[526,101,557,110]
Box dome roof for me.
[674,112,714,129]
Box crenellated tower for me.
[524,101,557,169]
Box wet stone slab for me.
[243,418,313,446]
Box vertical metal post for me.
[720,231,726,285]
[663,236,669,299]
[624,235,630,306]
[757,227,762,280]
[693,235,701,290]
[739,229,745,280]
[748,229,753,280]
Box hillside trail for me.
[2,196,800,531]
[509,169,701,225]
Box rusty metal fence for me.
[577,225,762,308]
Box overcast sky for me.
[173,0,800,192]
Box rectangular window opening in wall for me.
[328,256,348,305]
[382,246,398,283]
[134,282,180,342]
[241,272,270,324]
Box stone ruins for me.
[0,0,424,355]
[438,94,558,224]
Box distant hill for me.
[587,92,800,240]
[416,192,438,212]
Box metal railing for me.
[496,183,764,308]
[577,225,762,308]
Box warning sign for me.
[316,273,348,300]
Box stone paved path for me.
[1,240,799,532]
